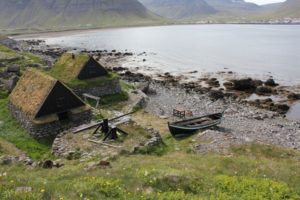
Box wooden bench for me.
[83,93,101,108]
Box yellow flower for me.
[40,189,45,193]
[60,198,64,200]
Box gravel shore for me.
[145,82,300,153]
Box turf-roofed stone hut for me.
[50,53,121,97]
[8,69,91,138]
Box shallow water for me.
[286,102,300,121]
[26,24,300,84]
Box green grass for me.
[0,45,17,56]
[68,73,120,88]
[49,70,120,89]
[0,99,52,160]
[0,44,45,71]
[0,144,299,199]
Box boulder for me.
[0,155,15,165]
[209,90,224,100]
[6,64,20,74]
[5,76,19,92]
[272,104,290,114]
[232,78,256,91]
[256,86,273,95]
[27,63,42,68]
[206,78,220,87]
[42,160,54,169]
[137,81,150,94]
[223,81,234,90]
[253,80,263,87]
[98,160,111,168]
[128,89,149,109]
[0,37,18,49]
[265,79,278,87]
[287,93,300,100]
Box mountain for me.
[270,0,300,18]
[250,0,300,21]
[208,0,259,13]
[139,0,217,19]
[139,0,260,21]
[0,0,161,32]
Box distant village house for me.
[8,69,91,138]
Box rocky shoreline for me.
[2,37,300,116]
[1,37,300,154]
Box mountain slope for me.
[139,0,262,21]
[208,0,260,13]
[251,0,300,20]
[139,0,217,20]
[0,0,162,31]
[271,0,300,18]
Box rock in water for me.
[256,86,273,95]
[232,78,256,91]
[265,79,278,87]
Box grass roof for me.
[50,53,90,83]
[49,52,119,88]
[9,69,56,120]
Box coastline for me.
[10,22,300,39]
[14,37,300,121]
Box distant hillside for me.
[0,0,162,32]
[139,0,260,21]
[251,0,300,20]
[270,0,300,18]
[139,0,217,20]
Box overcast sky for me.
[245,0,286,5]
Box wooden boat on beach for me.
[168,111,225,138]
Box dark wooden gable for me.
[35,81,85,118]
[77,57,108,80]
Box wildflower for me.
[144,170,149,176]
[10,180,14,183]
[80,193,83,198]
[40,189,45,193]
[60,197,64,200]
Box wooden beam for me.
[88,139,121,148]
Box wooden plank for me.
[83,93,101,100]
[88,139,121,148]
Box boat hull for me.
[168,112,224,138]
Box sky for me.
[245,0,286,5]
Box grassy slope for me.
[0,44,45,69]
[0,99,52,160]
[0,94,300,199]
[0,44,300,199]
[251,0,300,20]
[0,135,299,199]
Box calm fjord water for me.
[43,25,300,84]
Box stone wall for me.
[8,103,92,139]
[73,79,121,97]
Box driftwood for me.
[88,139,121,148]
